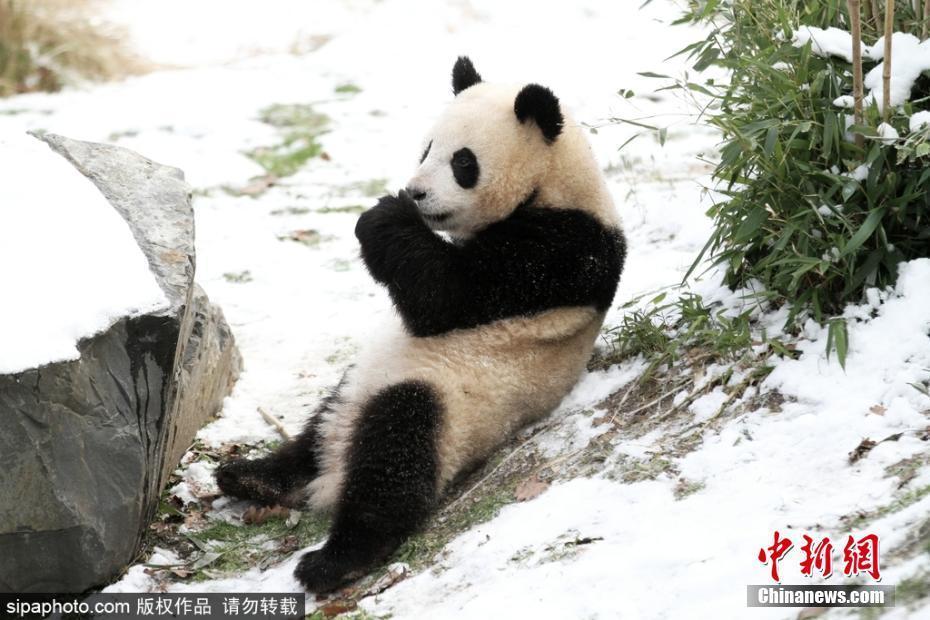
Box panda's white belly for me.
[307,306,603,510]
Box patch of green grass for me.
[328,259,352,272]
[595,291,782,383]
[270,206,311,216]
[896,571,930,609]
[334,82,362,95]
[338,178,388,198]
[616,453,677,484]
[885,453,930,488]
[325,338,358,365]
[317,205,367,214]
[222,270,253,283]
[861,570,930,618]
[189,511,330,580]
[248,103,330,178]
[306,610,387,620]
[258,103,328,130]
[393,486,516,570]
[250,143,324,178]
[673,478,705,500]
[845,485,930,531]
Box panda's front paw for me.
[355,193,426,282]
[294,548,362,593]
[355,192,420,240]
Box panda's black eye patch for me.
[420,140,432,164]
[450,147,479,189]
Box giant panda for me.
[215,56,626,592]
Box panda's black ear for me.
[452,56,482,95]
[514,84,563,144]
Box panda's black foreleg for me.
[294,380,441,592]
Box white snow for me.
[909,109,930,132]
[875,121,899,144]
[791,26,876,63]
[845,163,871,181]
[170,460,219,506]
[0,133,167,373]
[863,34,930,111]
[6,1,930,617]
[795,27,930,113]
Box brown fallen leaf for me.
[848,438,877,464]
[362,564,409,597]
[279,229,323,246]
[235,175,277,196]
[242,505,290,525]
[150,520,174,534]
[184,510,207,530]
[515,476,550,502]
[869,404,887,416]
[316,600,357,618]
[279,534,300,554]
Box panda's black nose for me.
[405,186,427,201]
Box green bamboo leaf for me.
[734,207,768,242]
[763,126,778,157]
[840,208,886,258]
[826,319,848,369]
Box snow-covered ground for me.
[4,0,930,618]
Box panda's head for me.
[405,56,565,236]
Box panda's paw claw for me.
[294,549,358,593]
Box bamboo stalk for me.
[883,0,893,120]
[257,406,292,441]
[849,0,866,149]
[924,0,930,38]
[871,0,882,30]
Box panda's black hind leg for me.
[214,417,321,507]
[295,380,441,593]
[215,371,351,506]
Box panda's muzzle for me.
[404,186,452,225]
[420,210,452,223]
[405,186,428,201]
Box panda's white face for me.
[405,82,553,237]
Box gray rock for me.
[0,134,241,593]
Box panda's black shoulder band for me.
[355,193,625,337]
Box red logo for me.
[757,531,880,582]
[758,531,793,582]
[800,535,834,578]
[843,534,881,580]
